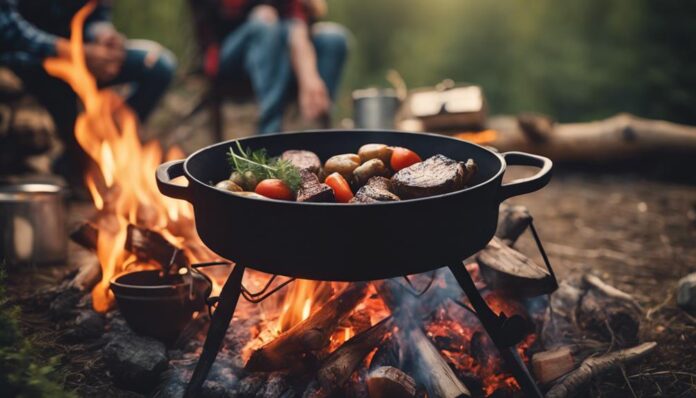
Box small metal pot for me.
[0,182,67,265]
[352,88,401,129]
[110,269,212,345]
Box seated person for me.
[0,0,176,183]
[195,0,348,134]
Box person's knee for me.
[246,18,280,41]
[130,39,177,85]
[312,23,349,59]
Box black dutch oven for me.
[156,130,552,281]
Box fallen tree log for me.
[531,346,576,385]
[246,283,368,372]
[476,237,556,297]
[545,342,657,398]
[487,113,696,162]
[367,366,417,398]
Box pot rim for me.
[110,269,191,291]
[183,129,507,207]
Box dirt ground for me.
[6,83,696,396]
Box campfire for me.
[37,3,658,398]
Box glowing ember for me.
[43,0,209,311]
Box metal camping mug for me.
[0,183,67,265]
[352,88,401,129]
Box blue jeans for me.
[10,39,176,185]
[218,20,348,134]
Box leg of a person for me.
[218,19,292,134]
[106,39,177,121]
[10,65,84,185]
[311,22,348,101]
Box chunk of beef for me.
[391,154,477,199]
[365,176,394,192]
[297,169,335,202]
[281,150,322,174]
[350,184,400,203]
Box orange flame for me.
[43,1,204,311]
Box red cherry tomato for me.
[255,179,294,201]
[390,147,422,171]
[324,172,354,203]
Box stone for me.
[103,334,168,392]
[677,273,696,313]
[63,309,105,341]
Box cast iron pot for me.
[156,130,552,281]
[110,269,211,345]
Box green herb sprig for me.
[228,142,302,191]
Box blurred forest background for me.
[112,0,696,124]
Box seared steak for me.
[281,150,322,174]
[350,184,400,203]
[297,169,335,202]
[365,176,394,192]
[391,154,477,199]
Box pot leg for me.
[185,264,246,398]
[448,263,543,398]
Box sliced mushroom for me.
[353,158,390,186]
[215,180,244,192]
[324,154,361,180]
[358,143,393,165]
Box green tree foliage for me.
[111,0,696,124]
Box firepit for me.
[156,130,554,397]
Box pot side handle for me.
[156,160,191,202]
[499,152,553,202]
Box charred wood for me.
[246,283,369,372]
[369,335,401,370]
[367,366,417,398]
[496,204,532,245]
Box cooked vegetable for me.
[229,171,246,187]
[358,143,393,165]
[390,147,422,172]
[228,142,302,191]
[324,154,361,180]
[215,180,244,192]
[353,158,390,186]
[232,191,268,200]
[325,172,354,203]
[255,179,294,201]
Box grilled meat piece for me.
[281,150,322,174]
[391,154,477,199]
[350,184,400,203]
[297,169,335,202]
[365,176,394,191]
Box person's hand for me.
[84,42,124,82]
[249,4,279,24]
[298,75,330,121]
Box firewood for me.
[576,284,641,346]
[476,237,555,297]
[67,245,101,292]
[367,366,417,398]
[496,204,532,245]
[316,317,392,392]
[70,221,98,250]
[376,279,471,398]
[369,335,400,370]
[531,346,576,385]
[246,283,369,372]
[545,342,657,398]
[583,274,641,309]
[125,224,189,272]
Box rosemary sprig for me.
[227,142,302,191]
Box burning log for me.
[125,224,189,272]
[68,246,101,292]
[316,317,393,392]
[369,335,400,370]
[496,204,532,245]
[530,346,576,385]
[376,279,471,398]
[70,221,99,250]
[367,366,417,398]
[476,237,556,297]
[545,342,657,398]
[246,283,369,372]
[577,275,642,346]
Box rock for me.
[63,309,105,341]
[103,334,168,392]
[677,273,696,313]
[48,286,83,320]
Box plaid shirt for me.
[0,0,111,66]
